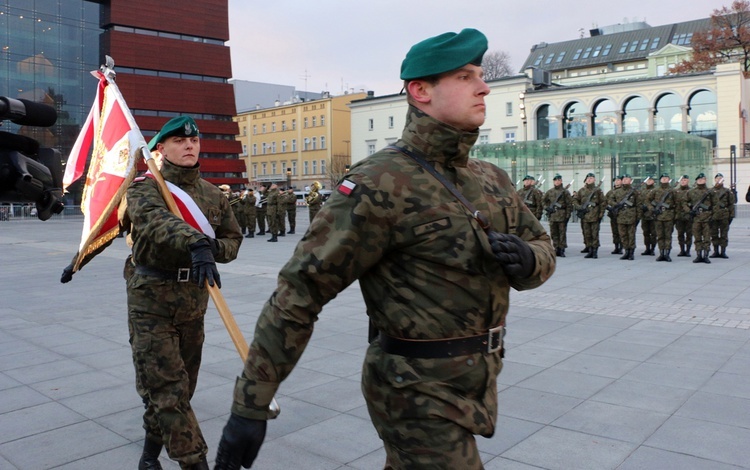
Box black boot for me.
[641,245,649,256]
[268,234,278,242]
[677,244,687,257]
[664,249,672,262]
[656,249,665,262]
[256,230,265,235]
[245,233,254,238]
[559,248,566,257]
[278,231,285,237]
[703,249,711,264]
[709,244,720,258]
[139,437,163,470]
[581,246,589,253]
[628,248,634,260]
[693,250,704,263]
[720,246,728,259]
[620,248,630,260]
[584,246,594,258]
[592,247,598,259]
[188,456,209,470]
[555,247,561,257]
[288,229,295,234]
[611,243,621,255]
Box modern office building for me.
[0,0,242,204]
[235,91,367,191]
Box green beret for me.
[586,172,595,178]
[660,173,670,178]
[400,28,488,80]
[553,174,562,180]
[622,173,631,178]
[148,116,200,151]
[523,175,534,181]
[681,174,689,180]
[696,172,706,180]
[715,172,723,178]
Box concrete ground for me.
[1,212,749,469]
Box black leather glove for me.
[207,237,220,257]
[188,240,220,288]
[488,231,535,279]
[214,413,267,469]
[60,263,75,284]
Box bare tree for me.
[671,0,750,74]
[482,50,514,80]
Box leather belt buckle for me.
[487,325,504,354]
[177,268,191,282]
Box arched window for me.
[654,93,682,131]
[622,96,649,133]
[687,90,717,147]
[535,104,559,140]
[563,102,588,138]
[593,99,617,135]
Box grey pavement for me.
[1,213,750,469]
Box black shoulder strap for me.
[387,145,490,231]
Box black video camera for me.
[0,96,64,221]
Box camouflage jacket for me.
[232,106,556,431]
[542,186,572,222]
[282,191,297,210]
[574,183,605,222]
[517,187,544,219]
[648,184,676,222]
[605,187,620,220]
[639,185,656,220]
[305,189,322,209]
[672,185,691,221]
[712,186,736,220]
[243,192,257,215]
[126,159,242,272]
[686,184,713,222]
[266,187,281,216]
[609,184,641,224]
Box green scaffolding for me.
[471,130,713,191]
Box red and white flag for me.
[64,70,146,271]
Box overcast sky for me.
[227,0,728,97]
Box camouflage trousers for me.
[641,219,656,247]
[581,220,601,248]
[692,219,711,250]
[286,208,296,232]
[126,273,209,467]
[548,221,568,249]
[610,216,620,245]
[674,218,693,248]
[362,342,502,469]
[654,220,674,250]
[710,218,730,248]
[617,223,638,249]
[246,211,256,234]
[308,205,321,222]
[256,209,267,233]
[267,208,280,235]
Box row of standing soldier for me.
[521,172,736,263]
[221,184,298,242]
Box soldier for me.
[610,173,641,260]
[639,176,657,255]
[542,174,572,257]
[266,182,281,242]
[230,190,244,236]
[672,174,693,257]
[213,28,555,470]
[242,187,256,238]
[709,173,735,259]
[305,181,323,221]
[686,172,714,263]
[648,173,677,261]
[255,184,267,236]
[574,172,606,258]
[605,175,623,254]
[283,188,297,234]
[518,175,543,220]
[124,116,242,469]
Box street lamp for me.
[286,167,292,189]
[345,164,350,173]
[519,92,527,141]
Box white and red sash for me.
[137,173,216,238]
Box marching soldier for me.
[574,172,606,258]
[243,188,256,238]
[709,173,735,259]
[686,173,714,263]
[518,175,543,220]
[266,183,281,242]
[672,175,693,257]
[305,181,323,221]
[639,176,657,256]
[648,173,676,262]
[610,174,641,260]
[255,184,267,236]
[605,175,623,254]
[283,188,297,234]
[542,174,572,257]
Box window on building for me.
[292,119,296,130]
[321,115,325,126]
[592,45,602,57]
[639,40,649,51]
[304,117,308,128]
[505,132,516,143]
[312,160,317,174]
[562,155,573,165]
[572,49,583,60]
[388,116,394,128]
[544,53,554,64]
[622,96,650,133]
[593,99,617,136]
[556,51,566,62]
[654,93,682,132]
[242,126,247,136]
[563,102,588,138]
[272,122,276,132]
[262,143,267,154]
[304,161,309,175]
[479,134,489,145]
[292,139,297,151]
[253,125,257,135]
[303,138,309,151]
[619,42,629,53]
[536,104,560,140]
[582,47,592,59]
[272,162,277,174]
[687,89,717,146]
[533,54,544,66]
[628,41,638,52]
[367,141,376,155]
[282,140,287,152]
[271,142,277,153]
[252,143,257,155]
[320,136,326,149]
[321,159,326,175]
[252,163,257,178]
[602,44,612,56]
[262,162,267,175]
[312,116,317,127]
[506,102,513,116]
[368,118,374,131]
[242,144,247,155]
[651,37,660,49]
[292,161,297,175]
[282,120,287,131]
[262,124,266,133]
[312,137,317,150]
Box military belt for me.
[134,265,191,282]
[378,325,505,358]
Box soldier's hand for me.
[214,413,267,469]
[206,236,220,257]
[60,263,75,284]
[188,240,220,288]
[488,231,535,279]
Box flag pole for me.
[100,58,279,418]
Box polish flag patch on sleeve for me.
[338,179,357,196]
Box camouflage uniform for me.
[605,182,622,254]
[574,182,606,257]
[229,106,555,469]
[266,186,281,240]
[709,184,735,258]
[648,182,676,260]
[542,183,572,256]
[283,190,297,234]
[255,188,267,235]
[672,183,693,256]
[306,186,323,221]
[638,183,657,255]
[609,183,641,260]
[230,192,246,235]
[125,159,242,466]
[686,183,714,262]
[517,185,543,220]
[243,190,257,238]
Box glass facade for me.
[471,131,712,191]
[1,0,100,157]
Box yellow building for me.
[234,92,366,190]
